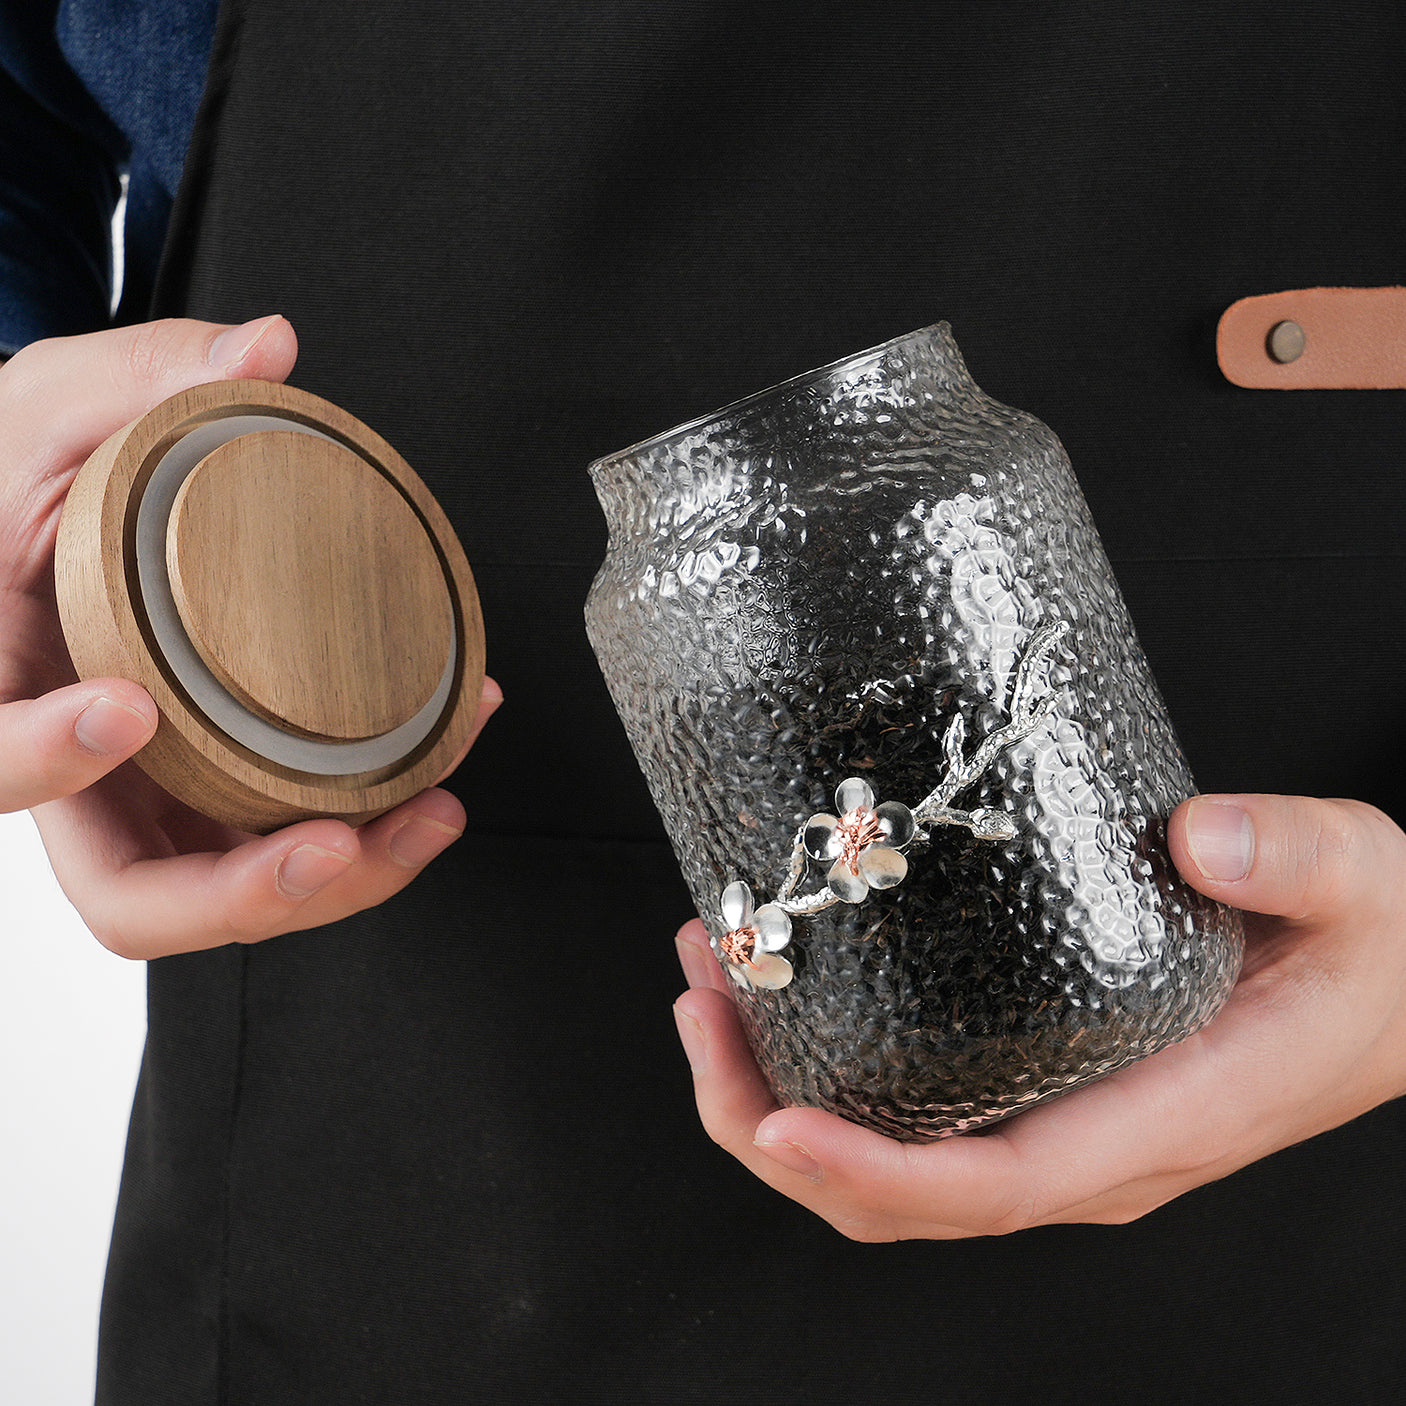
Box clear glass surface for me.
[586,323,1242,1139]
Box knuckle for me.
[696,1107,732,1151]
[981,1207,1032,1238]
[0,338,32,388]
[118,318,198,389]
[980,1186,1044,1238]
[1294,801,1365,918]
[211,878,280,943]
[1334,799,1404,871]
[8,741,83,810]
[37,739,88,793]
[88,914,144,962]
[0,337,54,417]
[696,1107,759,1165]
[218,900,275,945]
[1340,798,1393,832]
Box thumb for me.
[1,314,298,471]
[1168,793,1400,926]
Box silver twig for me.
[776,887,842,918]
[910,619,1067,841]
[763,620,1067,914]
[776,823,810,903]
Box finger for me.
[38,668,481,958]
[673,985,791,1171]
[433,676,503,783]
[1170,793,1403,929]
[750,1099,1028,1239]
[753,1046,1203,1231]
[289,786,468,930]
[0,314,298,475]
[0,679,157,813]
[46,786,466,961]
[749,972,1315,1240]
[59,815,361,959]
[687,979,1241,1239]
[674,918,731,993]
[1,316,299,594]
[677,980,1044,1239]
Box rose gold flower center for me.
[720,924,758,967]
[836,807,883,874]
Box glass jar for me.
[586,323,1241,1139]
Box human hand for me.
[673,793,1406,1239]
[0,317,501,959]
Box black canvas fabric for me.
[100,2,1406,1402]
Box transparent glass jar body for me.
[586,324,1242,1139]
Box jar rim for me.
[587,321,957,473]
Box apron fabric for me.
[100,2,1406,1401]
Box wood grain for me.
[56,379,485,834]
[167,430,452,741]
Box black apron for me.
[100,2,1406,1401]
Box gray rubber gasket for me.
[135,414,457,777]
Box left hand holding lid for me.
[1,317,500,959]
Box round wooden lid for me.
[56,380,486,834]
[166,430,454,742]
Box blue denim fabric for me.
[0,1,217,352]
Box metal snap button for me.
[1266,320,1306,363]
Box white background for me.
[0,189,149,1404]
[0,809,146,1405]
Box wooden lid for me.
[167,430,454,741]
[56,380,485,834]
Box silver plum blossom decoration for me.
[714,621,1068,986]
[712,880,795,990]
[803,778,917,904]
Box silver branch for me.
[777,822,811,904]
[776,887,842,918]
[910,618,1067,844]
[768,620,1067,919]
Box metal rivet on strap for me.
[1266,320,1306,364]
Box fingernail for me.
[277,844,352,898]
[389,814,462,868]
[673,1004,708,1075]
[754,1138,824,1182]
[75,695,155,756]
[1185,799,1255,882]
[675,934,717,990]
[473,688,504,738]
[210,314,280,371]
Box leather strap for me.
[1217,286,1406,388]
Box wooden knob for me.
[56,380,485,834]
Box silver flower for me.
[712,881,794,990]
[803,777,916,904]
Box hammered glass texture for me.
[585,324,1243,1140]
